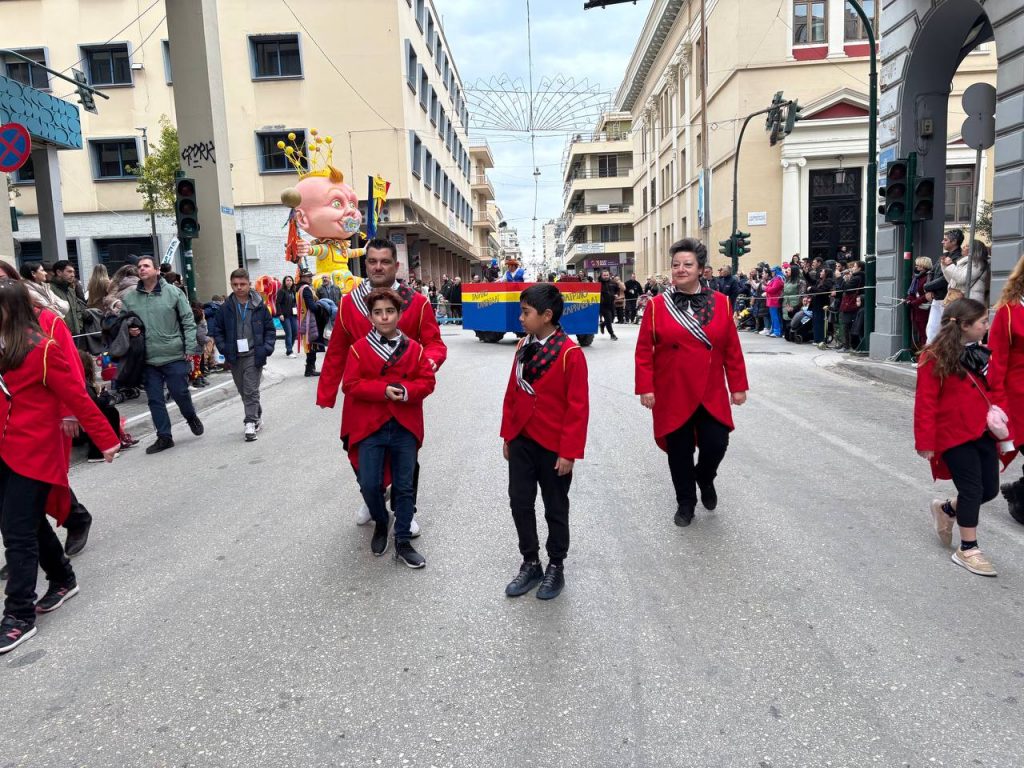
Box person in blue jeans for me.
[275,276,299,357]
[120,256,204,454]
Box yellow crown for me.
[276,129,343,183]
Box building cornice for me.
[615,0,686,113]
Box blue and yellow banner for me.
[463,282,601,335]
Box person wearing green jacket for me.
[121,256,204,454]
[782,263,803,331]
[50,260,84,346]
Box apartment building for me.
[560,112,635,277]
[469,142,499,264]
[616,0,998,278]
[542,218,565,274]
[3,0,490,285]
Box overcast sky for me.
[434,0,652,262]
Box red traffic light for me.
[176,180,195,197]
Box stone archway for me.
[871,0,1023,358]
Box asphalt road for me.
[4,324,1024,768]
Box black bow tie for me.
[383,337,399,349]
[671,291,707,313]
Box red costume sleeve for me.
[914,356,940,453]
[634,298,656,395]
[416,299,448,369]
[341,347,387,402]
[403,349,437,403]
[316,306,354,408]
[988,305,1011,410]
[43,341,119,453]
[722,311,749,394]
[558,347,589,460]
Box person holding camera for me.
[635,238,749,528]
[837,261,865,352]
[922,229,964,343]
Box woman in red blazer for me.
[914,298,1014,578]
[988,254,1024,525]
[635,238,749,527]
[0,281,119,655]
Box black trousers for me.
[599,307,616,336]
[626,298,638,323]
[86,402,120,460]
[665,406,730,509]
[508,436,571,561]
[1,460,73,623]
[942,436,999,529]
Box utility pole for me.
[137,126,160,262]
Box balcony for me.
[563,166,632,198]
[563,238,636,266]
[469,141,495,169]
[472,172,495,201]
[565,134,632,167]
[473,208,499,232]
[565,203,633,230]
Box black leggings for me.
[942,436,1000,529]
[665,406,730,509]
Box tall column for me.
[827,0,846,58]
[166,0,237,300]
[31,146,68,264]
[780,158,806,258]
[0,172,13,262]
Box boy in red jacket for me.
[341,289,435,568]
[501,284,589,600]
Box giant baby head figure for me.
[293,169,362,241]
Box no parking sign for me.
[0,123,32,173]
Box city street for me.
[4,325,1024,767]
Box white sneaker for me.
[286,352,296,358]
[409,517,421,538]
[759,329,771,336]
[244,422,257,442]
[355,502,372,526]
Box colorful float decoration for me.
[279,129,363,295]
[462,281,601,346]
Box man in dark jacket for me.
[716,266,740,309]
[598,270,619,340]
[208,268,277,441]
[51,260,85,345]
[624,273,643,323]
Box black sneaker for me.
[394,541,426,569]
[698,481,718,511]
[0,615,37,654]
[145,435,175,455]
[186,417,204,436]
[305,369,321,377]
[674,505,695,527]
[64,519,91,557]
[35,581,80,613]
[371,521,389,556]
[535,563,565,600]
[1002,481,1024,526]
[505,561,544,597]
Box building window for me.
[693,39,702,97]
[442,172,449,205]
[430,88,439,125]
[423,149,433,189]
[435,42,443,73]
[256,131,297,173]
[415,0,425,30]
[419,66,429,111]
[405,41,418,92]
[794,1,827,45]
[250,35,302,79]
[844,0,877,41]
[2,48,49,90]
[410,132,423,178]
[945,166,975,226]
[161,40,173,84]
[426,16,436,54]
[650,178,657,206]
[90,139,140,179]
[82,43,132,86]
[434,162,442,197]
[13,156,35,184]
[642,187,648,214]
[598,225,621,242]
[597,155,618,178]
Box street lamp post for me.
[137,127,160,262]
[847,1,878,353]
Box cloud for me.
[435,0,651,262]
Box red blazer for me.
[340,336,436,467]
[634,292,749,451]
[500,337,589,460]
[318,289,446,409]
[986,302,1024,447]
[0,337,119,524]
[914,353,1013,480]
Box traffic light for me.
[410,249,421,272]
[878,159,909,224]
[912,176,935,222]
[72,69,96,114]
[734,231,751,258]
[175,177,200,239]
[766,91,785,147]
[783,99,803,136]
[718,236,734,259]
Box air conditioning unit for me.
[380,204,391,223]
[130,62,144,71]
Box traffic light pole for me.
[847,0,877,353]
[731,103,789,275]
[182,236,196,302]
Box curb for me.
[834,357,916,391]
